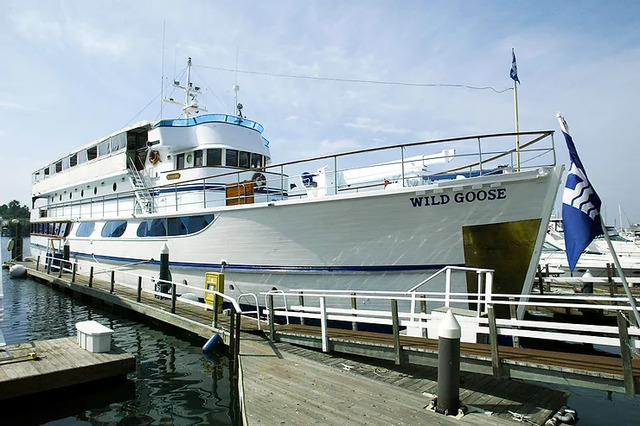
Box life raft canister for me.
[149,150,160,164]
[252,172,266,188]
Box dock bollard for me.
[434,309,465,416]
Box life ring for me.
[149,150,160,164]
[252,172,266,188]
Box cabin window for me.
[101,220,127,238]
[194,150,203,167]
[136,219,167,237]
[250,153,263,169]
[111,133,127,151]
[176,153,185,170]
[69,154,78,167]
[55,161,63,173]
[87,146,98,161]
[136,214,214,237]
[44,167,50,177]
[226,149,238,167]
[206,149,222,166]
[98,140,111,156]
[239,151,250,168]
[77,150,88,164]
[113,183,117,191]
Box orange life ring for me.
[149,150,160,164]
[252,172,266,188]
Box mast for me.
[164,57,207,118]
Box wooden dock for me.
[239,334,569,425]
[0,337,135,400]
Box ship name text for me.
[409,188,506,207]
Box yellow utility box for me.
[204,272,225,312]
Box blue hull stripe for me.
[30,242,461,273]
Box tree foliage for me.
[0,200,30,220]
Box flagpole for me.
[512,48,520,171]
[600,214,640,326]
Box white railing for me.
[36,130,556,220]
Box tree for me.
[0,200,30,220]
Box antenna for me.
[160,21,166,119]
[163,57,207,118]
[233,84,240,116]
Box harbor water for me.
[3,238,640,425]
[1,238,239,425]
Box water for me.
[1,238,239,425]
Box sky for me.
[1,1,639,226]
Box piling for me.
[436,309,462,416]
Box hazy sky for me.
[1,1,639,226]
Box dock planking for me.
[0,337,135,401]
[239,335,568,425]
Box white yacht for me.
[29,58,564,307]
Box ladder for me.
[126,156,155,214]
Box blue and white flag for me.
[510,49,520,84]
[558,114,603,273]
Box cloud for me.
[344,117,411,135]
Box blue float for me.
[202,333,222,352]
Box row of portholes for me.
[54,183,119,202]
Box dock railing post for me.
[229,310,236,359]
[298,293,305,326]
[607,263,616,299]
[420,296,428,338]
[617,310,636,397]
[36,255,40,271]
[234,312,242,376]
[171,283,177,314]
[89,266,94,287]
[392,299,401,365]
[320,296,329,353]
[487,305,501,379]
[110,271,115,294]
[46,254,52,275]
[137,276,142,302]
[268,294,276,342]
[71,263,77,283]
[351,293,358,331]
[509,297,520,348]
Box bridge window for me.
[206,149,222,166]
[101,220,127,238]
[55,161,62,173]
[226,149,238,167]
[176,153,185,170]
[250,153,263,169]
[239,151,250,168]
[194,150,203,167]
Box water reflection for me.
[1,239,238,425]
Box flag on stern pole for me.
[510,48,520,83]
[557,113,603,273]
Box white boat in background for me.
[541,219,640,277]
[29,58,563,310]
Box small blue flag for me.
[510,49,520,84]
[558,114,603,273]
